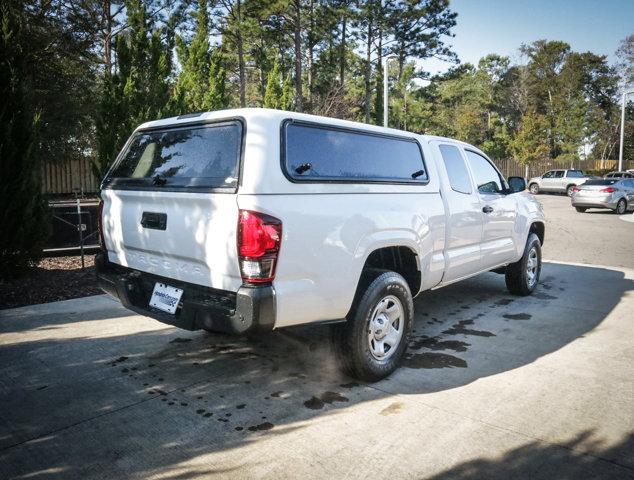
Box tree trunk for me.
[364,16,373,123]
[103,0,112,75]
[307,0,314,107]
[339,15,346,86]
[293,0,303,112]
[236,0,246,107]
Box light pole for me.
[383,55,398,127]
[618,88,634,171]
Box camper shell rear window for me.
[103,120,243,191]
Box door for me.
[538,170,554,191]
[625,180,634,205]
[552,170,566,191]
[463,149,518,270]
[435,143,484,283]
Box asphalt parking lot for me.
[1,194,633,479]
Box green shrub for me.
[0,1,51,278]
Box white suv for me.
[96,108,545,380]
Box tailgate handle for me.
[141,212,167,230]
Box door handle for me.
[482,206,494,214]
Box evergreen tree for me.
[94,0,175,179]
[0,0,50,276]
[264,60,284,109]
[175,0,213,111]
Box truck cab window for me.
[439,144,472,194]
[464,150,503,194]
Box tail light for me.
[237,210,282,284]
[97,199,106,250]
[600,187,616,193]
[572,186,580,193]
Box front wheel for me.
[566,185,575,197]
[332,271,413,382]
[505,233,542,296]
[615,198,627,215]
[529,183,539,195]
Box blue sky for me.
[420,0,634,74]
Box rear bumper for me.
[95,252,275,334]
[571,195,616,209]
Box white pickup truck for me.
[96,108,545,381]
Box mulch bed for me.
[0,255,102,310]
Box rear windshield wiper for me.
[295,163,312,175]
[411,170,425,179]
[152,174,167,186]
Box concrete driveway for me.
[1,195,633,479]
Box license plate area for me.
[149,282,184,314]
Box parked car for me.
[528,169,590,196]
[604,171,634,179]
[95,108,546,381]
[571,178,634,214]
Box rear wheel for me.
[529,183,539,195]
[332,271,413,381]
[615,198,627,215]
[505,233,542,296]
[575,207,586,213]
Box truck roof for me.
[136,107,470,147]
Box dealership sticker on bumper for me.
[149,283,183,314]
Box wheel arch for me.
[347,245,421,318]
[529,221,545,246]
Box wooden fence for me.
[495,158,634,180]
[41,157,100,196]
[40,156,634,197]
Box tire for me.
[566,185,575,197]
[505,233,542,296]
[575,207,586,213]
[615,198,627,215]
[332,271,413,382]
[529,183,539,195]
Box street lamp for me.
[383,55,398,127]
[618,88,634,171]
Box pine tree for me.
[264,60,284,109]
[205,49,228,110]
[175,0,212,111]
[0,0,50,277]
[282,73,294,110]
[95,0,175,179]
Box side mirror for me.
[507,176,526,193]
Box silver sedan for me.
[571,178,634,214]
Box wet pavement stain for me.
[235,427,244,431]
[409,336,470,352]
[303,391,349,410]
[169,337,192,344]
[503,313,532,320]
[196,409,205,414]
[204,413,213,417]
[236,404,247,409]
[270,391,283,398]
[404,352,467,369]
[442,320,496,337]
[247,422,274,432]
[379,402,403,416]
[495,298,514,306]
[36,385,48,391]
[534,292,557,300]
[339,382,360,389]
